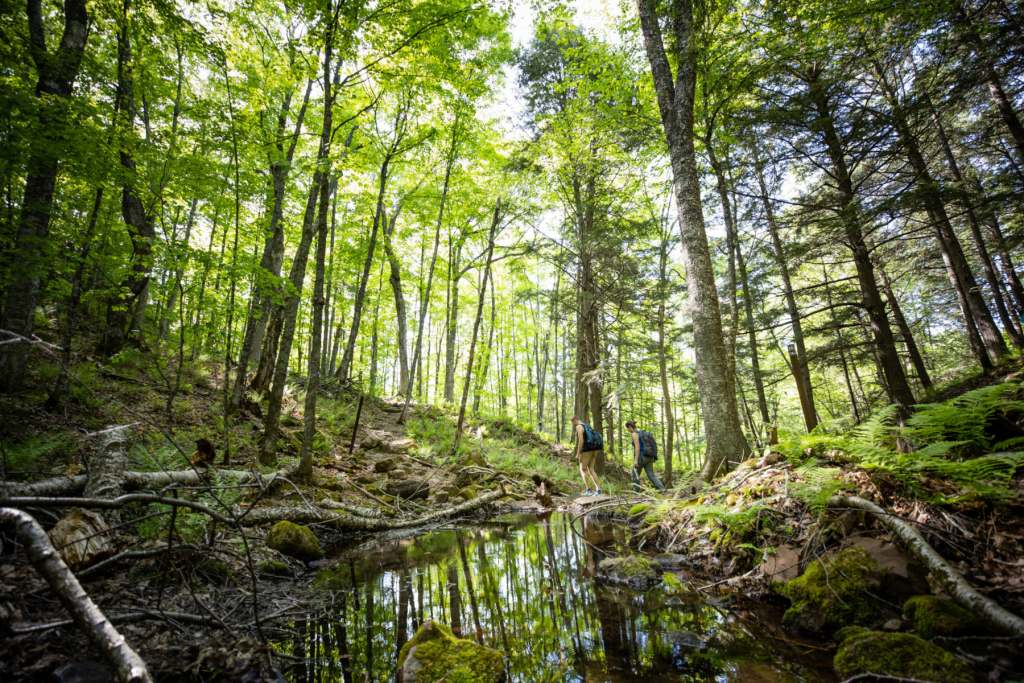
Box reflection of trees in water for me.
[276,514,807,682]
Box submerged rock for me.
[903,595,983,639]
[834,629,973,682]
[778,546,883,635]
[398,620,505,682]
[597,554,662,590]
[266,520,323,562]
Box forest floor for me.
[1,352,1023,680]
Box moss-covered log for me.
[829,494,1024,637]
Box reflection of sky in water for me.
[274,513,834,682]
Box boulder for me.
[383,437,416,454]
[758,544,800,582]
[385,479,430,500]
[373,457,398,473]
[903,595,984,639]
[597,554,662,590]
[834,629,973,682]
[266,521,323,562]
[777,547,883,635]
[398,620,505,683]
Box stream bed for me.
[274,511,835,681]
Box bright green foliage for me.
[266,521,323,562]
[833,630,973,682]
[779,547,883,635]
[903,595,984,639]
[0,432,74,473]
[396,620,505,683]
[789,465,845,511]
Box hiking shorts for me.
[578,449,600,468]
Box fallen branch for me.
[0,507,153,682]
[0,494,234,525]
[829,494,1024,637]
[1,467,293,498]
[238,487,506,529]
[319,498,383,518]
[12,608,215,635]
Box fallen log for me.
[238,487,506,529]
[829,494,1024,637]
[0,494,234,525]
[0,507,153,682]
[1,467,293,498]
[319,498,384,518]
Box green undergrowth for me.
[777,381,1024,504]
[0,431,77,476]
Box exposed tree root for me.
[829,494,1024,637]
[0,507,153,682]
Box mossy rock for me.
[778,547,883,635]
[903,595,983,639]
[266,521,323,562]
[834,630,973,682]
[257,559,293,579]
[628,502,651,518]
[398,620,505,683]
[597,554,662,590]
[457,485,478,501]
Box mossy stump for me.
[903,595,984,639]
[834,629,973,682]
[398,620,505,683]
[266,520,323,562]
[778,546,882,635]
[597,554,662,590]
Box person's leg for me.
[631,463,642,491]
[643,461,665,490]
[578,461,590,493]
[590,451,602,492]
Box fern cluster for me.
[780,382,1024,504]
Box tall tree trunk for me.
[232,80,313,409]
[879,266,933,390]
[735,225,770,427]
[443,232,463,402]
[656,232,677,486]
[873,60,1006,368]
[637,0,750,478]
[0,0,90,391]
[750,145,817,431]
[382,206,410,396]
[338,154,390,383]
[453,200,501,452]
[806,69,916,411]
[928,95,1024,348]
[101,0,158,357]
[956,7,1024,167]
[260,46,347,465]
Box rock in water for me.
[596,554,662,590]
[777,546,883,635]
[398,620,505,682]
[53,662,113,683]
[266,521,323,562]
[834,629,973,682]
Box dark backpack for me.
[581,423,604,451]
[638,429,658,462]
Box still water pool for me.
[275,512,835,681]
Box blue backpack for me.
[581,423,604,451]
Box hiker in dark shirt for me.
[626,420,665,491]
[572,415,603,495]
